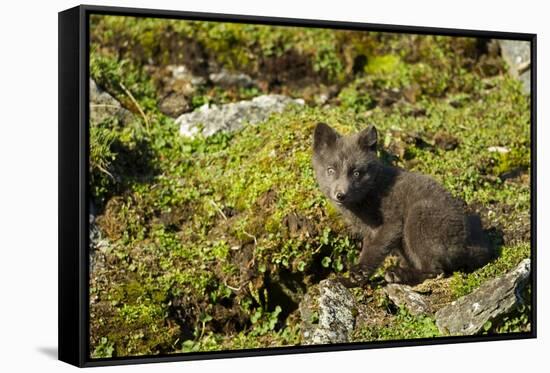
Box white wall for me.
[0,0,546,371]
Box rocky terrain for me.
[88,15,532,358]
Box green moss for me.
[338,84,375,112]
[91,78,530,353]
[89,16,531,356]
[450,242,530,298]
[90,52,158,114]
[352,307,440,341]
[91,337,114,358]
[89,119,118,204]
[180,321,301,353]
[492,147,531,176]
[90,15,496,90]
[365,54,402,75]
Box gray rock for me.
[89,214,111,305]
[156,65,204,117]
[89,204,110,276]
[159,92,192,117]
[169,64,206,86]
[435,259,531,335]
[384,284,429,316]
[299,279,357,345]
[209,69,257,88]
[498,40,531,94]
[314,93,330,106]
[89,216,107,274]
[89,79,133,124]
[488,146,510,154]
[176,94,304,138]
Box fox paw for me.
[384,270,402,284]
[337,275,361,288]
[338,266,369,288]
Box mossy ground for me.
[89,15,532,358]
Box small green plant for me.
[92,337,115,358]
[249,305,283,336]
[492,146,530,177]
[89,119,118,204]
[365,54,402,75]
[495,304,531,333]
[338,84,375,112]
[90,51,158,114]
[353,307,440,341]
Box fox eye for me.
[353,170,361,178]
[327,167,335,175]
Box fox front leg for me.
[342,228,401,287]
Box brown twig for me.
[242,230,257,245]
[118,81,149,130]
[208,199,228,220]
[97,164,114,180]
[223,280,242,292]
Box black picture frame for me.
[59,4,537,367]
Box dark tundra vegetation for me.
[88,15,532,358]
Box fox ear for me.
[313,122,340,152]
[358,125,377,151]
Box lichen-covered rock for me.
[384,284,429,316]
[435,259,531,335]
[299,279,357,345]
[498,40,531,94]
[90,79,133,124]
[176,94,304,138]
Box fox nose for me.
[335,192,346,201]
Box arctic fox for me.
[312,122,493,286]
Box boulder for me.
[299,279,357,345]
[435,259,531,335]
[89,79,133,124]
[176,94,304,138]
[383,284,429,316]
[498,40,531,94]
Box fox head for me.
[312,122,381,206]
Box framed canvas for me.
[58,4,537,367]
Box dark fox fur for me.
[312,122,494,286]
